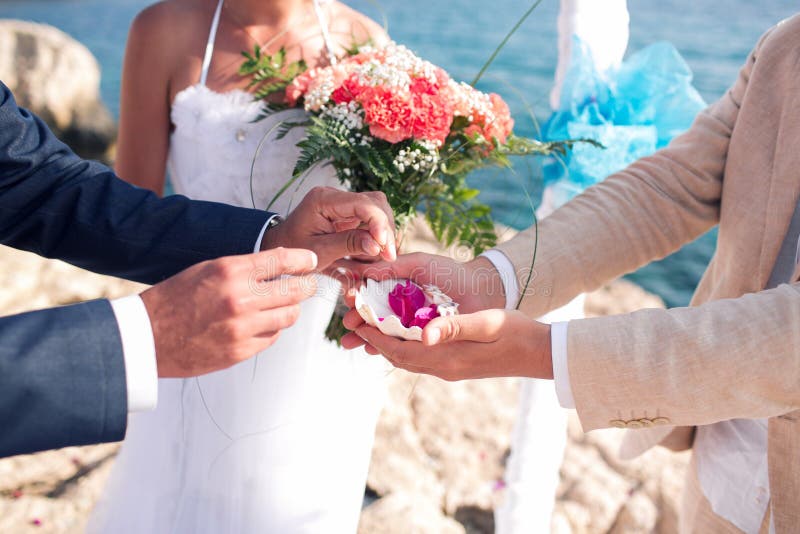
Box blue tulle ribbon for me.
[541,38,706,207]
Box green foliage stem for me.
[238,46,307,101]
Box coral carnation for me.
[331,74,364,105]
[410,76,438,96]
[485,93,514,144]
[285,69,316,106]
[358,86,414,143]
[411,89,453,145]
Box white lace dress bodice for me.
[87,85,388,534]
[168,84,340,213]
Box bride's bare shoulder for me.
[124,0,219,85]
[329,2,390,47]
[127,0,214,52]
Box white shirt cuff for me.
[480,249,519,310]
[254,215,281,253]
[110,295,158,412]
[551,321,576,409]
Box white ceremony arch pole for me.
[495,3,630,533]
[551,0,630,109]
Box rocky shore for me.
[0,237,687,533]
[0,20,116,162]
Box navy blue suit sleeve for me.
[0,82,274,285]
[0,83,279,457]
[0,300,127,457]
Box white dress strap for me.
[200,0,225,86]
[312,0,337,66]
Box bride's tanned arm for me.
[115,2,186,194]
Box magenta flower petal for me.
[389,281,427,327]
[409,306,440,329]
[387,288,406,321]
[387,290,412,326]
[406,281,427,309]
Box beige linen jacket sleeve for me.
[495,26,800,432]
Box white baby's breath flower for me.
[355,42,440,93]
[392,139,441,174]
[304,70,337,111]
[320,101,366,131]
[448,80,496,125]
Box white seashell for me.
[423,284,459,318]
[423,284,453,305]
[436,302,459,317]
[355,278,458,341]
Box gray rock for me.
[559,441,634,532]
[359,492,465,534]
[555,500,592,534]
[0,20,116,161]
[0,443,118,534]
[0,246,145,316]
[366,372,446,503]
[610,491,658,534]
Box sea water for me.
[1,0,796,306]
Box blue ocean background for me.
[1,0,797,307]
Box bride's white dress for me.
[88,4,388,532]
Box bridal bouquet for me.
[242,42,578,253]
[240,40,586,341]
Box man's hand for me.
[261,187,397,269]
[140,248,318,377]
[349,310,553,382]
[336,252,507,350]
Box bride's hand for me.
[260,187,397,270]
